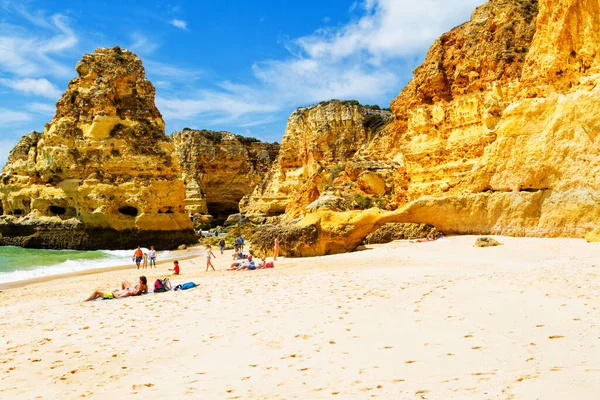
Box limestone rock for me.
[584,229,600,243]
[243,0,600,246]
[474,237,503,247]
[364,223,441,245]
[240,100,392,219]
[0,47,196,249]
[304,195,349,213]
[249,208,394,257]
[249,223,319,258]
[191,214,214,231]
[172,129,279,224]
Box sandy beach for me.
[1,236,599,399]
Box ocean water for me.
[0,246,174,285]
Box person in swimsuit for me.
[133,247,143,269]
[274,235,280,261]
[84,276,148,301]
[205,245,216,271]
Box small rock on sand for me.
[474,237,502,247]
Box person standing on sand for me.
[132,247,143,269]
[219,238,225,254]
[205,245,216,271]
[274,235,280,261]
[149,245,157,267]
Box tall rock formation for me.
[172,129,279,224]
[240,100,392,219]
[0,47,196,249]
[383,0,600,238]
[247,0,600,257]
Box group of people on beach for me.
[132,246,157,269]
[228,250,275,271]
[85,234,281,301]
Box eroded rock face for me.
[0,47,195,249]
[240,100,392,219]
[364,223,440,245]
[380,0,600,238]
[245,0,600,255]
[172,129,279,224]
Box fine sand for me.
[1,236,599,399]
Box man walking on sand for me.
[133,246,143,269]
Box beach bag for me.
[174,282,197,291]
[154,278,171,293]
[265,261,274,268]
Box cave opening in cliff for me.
[12,209,24,216]
[49,206,67,216]
[118,206,139,217]
[207,202,239,226]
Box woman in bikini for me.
[84,276,148,301]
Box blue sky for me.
[0,0,486,165]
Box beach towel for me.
[174,282,197,291]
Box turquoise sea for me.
[0,246,176,285]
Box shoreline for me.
[0,246,203,291]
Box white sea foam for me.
[0,249,186,285]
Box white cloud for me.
[159,0,484,128]
[144,60,203,82]
[169,19,188,30]
[27,102,56,115]
[0,108,31,125]
[294,0,486,64]
[156,92,279,123]
[128,32,160,55]
[0,12,77,78]
[0,78,62,99]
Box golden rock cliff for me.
[385,0,600,237]
[240,100,392,220]
[172,129,279,224]
[249,0,600,256]
[0,47,196,249]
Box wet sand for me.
[1,236,599,399]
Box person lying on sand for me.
[409,233,445,243]
[84,276,148,301]
[256,256,267,269]
[235,255,256,271]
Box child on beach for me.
[219,238,225,254]
[205,245,216,271]
[169,260,180,275]
[142,252,149,269]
